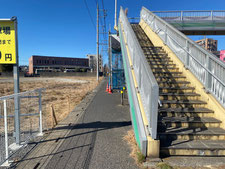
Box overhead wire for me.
[83,0,96,30]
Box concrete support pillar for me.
[147,136,160,158]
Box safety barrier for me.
[153,10,225,21]
[141,7,225,108]
[0,88,45,166]
[119,7,159,156]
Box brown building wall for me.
[29,56,34,74]
[32,56,89,67]
[29,55,89,74]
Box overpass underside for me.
[153,10,225,35]
[170,21,225,35]
[119,7,225,157]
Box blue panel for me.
[111,49,125,89]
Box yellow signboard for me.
[0,21,16,64]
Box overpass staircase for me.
[119,7,225,157]
[132,24,225,156]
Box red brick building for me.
[29,55,89,74]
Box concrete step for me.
[150,63,176,66]
[146,57,172,61]
[151,67,179,72]
[139,42,153,47]
[149,60,174,64]
[150,65,177,69]
[159,92,200,100]
[160,140,225,157]
[143,50,165,54]
[143,48,166,51]
[153,71,183,75]
[159,84,190,88]
[158,127,225,140]
[142,46,163,50]
[158,117,221,128]
[158,80,190,84]
[159,86,195,93]
[155,75,186,81]
[161,100,207,108]
[159,107,214,117]
[144,53,168,57]
[147,57,171,61]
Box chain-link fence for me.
[0,88,45,166]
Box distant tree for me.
[80,68,87,72]
[103,64,109,73]
[74,68,80,72]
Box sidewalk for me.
[14,79,138,169]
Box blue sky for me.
[1,0,225,65]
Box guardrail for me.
[0,88,45,166]
[141,7,225,108]
[119,7,159,143]
[153,10,225,21]
[128,17,140,23]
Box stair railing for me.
[152,10,225,22]
[119,7,159,140]
[141,7,225,108]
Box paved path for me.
[15,79,138,169]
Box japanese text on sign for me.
[0,21,16,64]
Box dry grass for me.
[0,76,101,129]
[123,129,146,168]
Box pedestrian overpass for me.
[153,10,225,35]
[118,7,225,157]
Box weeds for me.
[123,130,146,167]
[157,162,173,169]
[137,151,145,163]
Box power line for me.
[83,0,96,30]
[101,0,105,12]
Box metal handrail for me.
[152,10,225,22]
[0,88,45,100]
[153,10,225,13]
[158,27,225,88]
[120,7,159,139]
[0,88,45,166]
[142,7,225,69]
[141,7,225,107]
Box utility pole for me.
[114,0,118,31]
[96,3,99,81]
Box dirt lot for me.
[0,76,101,129]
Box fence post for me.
[14,95,20,145]
[164,24,167,45]
[185,40,190,68]
[211,10,213,20]
[38,91,43,136]
[205,54,212,91]
[3,100,9,166]
[181,11,183,21]
[152,16,155,31]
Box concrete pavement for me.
[14,79,138,169]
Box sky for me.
[1,0,225,65]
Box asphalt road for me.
[41,79,138,169]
